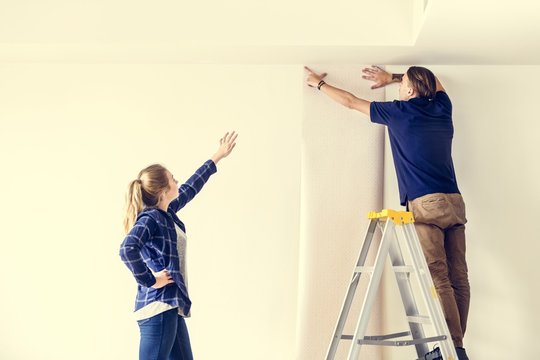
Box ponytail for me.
[124,180,144,234]
[123,164,170,234]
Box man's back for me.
[370,91,460,205]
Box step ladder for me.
[325,209,458,360]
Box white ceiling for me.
[0,0,539,64]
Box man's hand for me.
[304,66,327,88]
[151,269,174,289]
[362,65,393,89]
[303,65,371,116]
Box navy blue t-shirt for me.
[370,91,460,206]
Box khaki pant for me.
[409,193,470,348]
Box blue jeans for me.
[137,308,194,360]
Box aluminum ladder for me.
[325,209,458,360]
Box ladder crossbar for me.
[358,335,447,347]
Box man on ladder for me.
[304,65,470,360]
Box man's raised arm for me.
[304,66,371,116]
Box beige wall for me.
[1,64,538,360]
[0,64,301,360]
[381,66,540,360]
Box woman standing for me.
[120,131,237,360]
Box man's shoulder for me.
[371,99,407,110]
[434,90,451,102]
[434,91,452,110]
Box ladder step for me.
[355,266,373,273]
[407,315,431,324]
[356,266,414,273]
[393,266,414,273]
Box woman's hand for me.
[151,269,174,289]
[211,131,238,164]
[362,65,393,89]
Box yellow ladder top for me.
[367,209,415,224]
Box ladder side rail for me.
[347,220,395,360]
[389,226,429,357]
[325,218,379,360]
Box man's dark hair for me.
[406,66,437,99]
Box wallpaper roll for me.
[297,65,386,360]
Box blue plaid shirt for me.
[120,160,217,314]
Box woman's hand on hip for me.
[211,131,238,164]
[151,269,174,289]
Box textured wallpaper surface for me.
[297,65,386,359]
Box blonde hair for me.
[123,164,170,233]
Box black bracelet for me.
[317,80,326,90]
[392,73,404,82]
